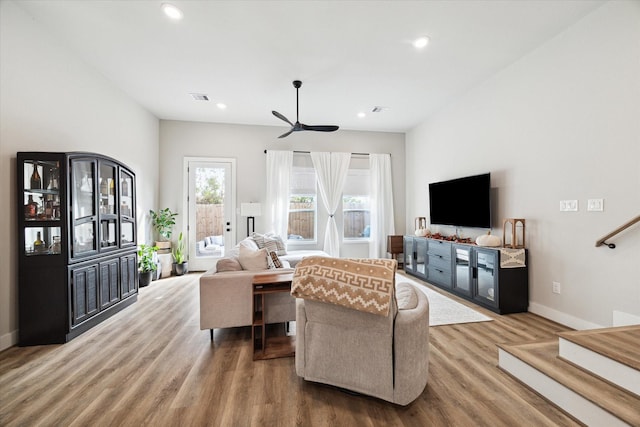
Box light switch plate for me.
[560,200,578,212]
[587,198,604,212]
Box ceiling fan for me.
[272,80,339,138]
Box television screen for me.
[428,173,491,228]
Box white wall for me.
[159,120,405,261]
[406,1,640,329]
[0,1,159,350]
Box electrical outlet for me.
[587,198,604,212]
[552,281,561,294]
[560,200,578,212]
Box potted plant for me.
[172,232,188,276]
[138,244,158,287]
[149,208,178,251]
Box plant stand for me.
[157,253,173,278]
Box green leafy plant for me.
[138,244,158,272]
[172,232,186,264]
[149,208,178,241]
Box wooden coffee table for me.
[252,272,295,360]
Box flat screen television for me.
[428,173,491,228]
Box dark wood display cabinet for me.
[404,236,528,314]
[17,152,138,345]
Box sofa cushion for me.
[396,282,418,310]
[216,257,243,272]
[238,245,268,271]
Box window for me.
[288,166,316,241]
[343,168,370,240]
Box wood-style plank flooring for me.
[0,273,581,426]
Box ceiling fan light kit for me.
[272,80,339,138]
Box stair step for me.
[558,325,640,370]
[498,340,640,427]
[558,326,640,396]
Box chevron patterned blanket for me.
[291,257,397,316]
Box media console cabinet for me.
[403,236,528,314]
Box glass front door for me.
[186,158,236,271]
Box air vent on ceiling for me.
[372,106,389,113]
[190,93,209,101]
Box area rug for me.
[395,273,493,326]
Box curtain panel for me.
[310,152,351,257]
[369,153,395,258]
[265,150,293,240]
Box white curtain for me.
[266,150,293,240]
[369,153,395,258]
[311,152,351,257]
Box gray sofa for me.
[295,280,430,405]
[199,236,327,337]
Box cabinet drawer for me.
[427,266,452,288]
[428,254,451,271]
[428,240,451,258]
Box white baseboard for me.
[612,310,640,326]
[0,329,18,352]
[528,302,604,330]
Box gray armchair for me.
[294,278,430,405]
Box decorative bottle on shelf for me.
[49,236,61,254]
[24,195,38,219]
[30,163,42,189]
[33,232,46,253]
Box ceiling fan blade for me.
[278,128,294,138]
[272,110,293,127]
[301,124,339,132]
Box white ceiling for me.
[16,0,605,133]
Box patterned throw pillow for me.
[252,232,287,256]
[267,251,283,269]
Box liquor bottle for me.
[24,195,38,219]
[30,163,42,189]
[33,231,45,253]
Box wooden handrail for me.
[595,215,640,249]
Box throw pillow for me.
[266,251,283,269]
[266,233,287,255]
[254,232,287,256]
[216,257,242,272]
[238,245,268,271]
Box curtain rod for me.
[264,150,388,157]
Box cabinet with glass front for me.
[17,152,138,346]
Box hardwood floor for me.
[0,273,581,426]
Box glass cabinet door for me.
[98,162,118,251]
[71,159,97,257]
[415,238,427,278]
[99,163,116,216]
[474,249,498,307]
[119,169,135,247]
[403,238,414,272]
[453,245,472,296]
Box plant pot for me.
[174,262,188,276]
[139,270,154,287]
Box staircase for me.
[498,325,640,426]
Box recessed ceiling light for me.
[216,103,227,110]
[162,3,183,20]
[357,112,366,118]
[413,36,430,49]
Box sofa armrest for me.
[393,284,430,405]
[199,271,255,329]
